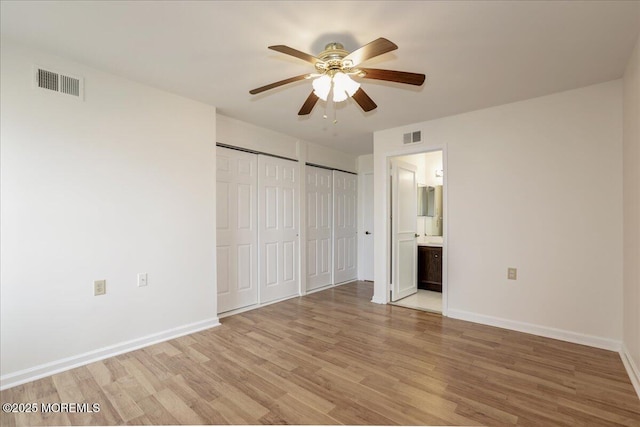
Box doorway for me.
[388,150,444,314]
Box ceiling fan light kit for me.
[312,74,331,100]
[249,38,426,116]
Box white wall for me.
[307,141,357,174]
[0,40,218,387]
[622,35,640,396]
[422,151,444,188]
[217,114,298,159]
[356,154,373,174]
[373,80,623,349]
[216,114,357,173]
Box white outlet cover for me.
[94,279,106,296]
[137,273,148,287]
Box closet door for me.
[258,155,299,303]
[216,147,258,313]
[306,166,333,291]
[333,170,358,284]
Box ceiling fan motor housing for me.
[316,42,353,73]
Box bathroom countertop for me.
[417,238,443,247]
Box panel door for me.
[306,166,333,291]
[258,155,300,303]
[359,172,374,281]
[216,147,258,313]
[333,170,358,284]
[391,159,418,301]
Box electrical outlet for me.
[94,280,106,296]
[507,268,517,280]
[137,273,148,287]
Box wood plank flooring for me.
[1,281,639,425]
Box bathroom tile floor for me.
[392,289,442,313]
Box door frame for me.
[375,145,448,316]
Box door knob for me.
[414,233,420,238]
[365,231,371,235]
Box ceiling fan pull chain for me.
[333,101,338,125]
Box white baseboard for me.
[620,343,640,399]
[218,293,301,319]
[447,309,621,351]
[305,283,338,296]
[333,279,358,286]
[0,317,220,391]
[371,295,387,304]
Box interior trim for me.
[447,308,621,352]
[0,317,221,391]
[620,343,640,399]
[216,142,298,162]
[305,162,357,175]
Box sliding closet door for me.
[258,155,300,303]
[216,147,258,313]
[333,170,358,284]
[306,166,333,291]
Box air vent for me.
[59,74,80,96]
[35,67,83,99]
[37,69,58,91]
[402,130,422,144]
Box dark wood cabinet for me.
[418,246,442,292]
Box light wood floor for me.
[1,281,639,426]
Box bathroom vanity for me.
[418,243,442,292]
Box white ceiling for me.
[1,1,638,155]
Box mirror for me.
[417,185,435,217]
[417,185,426,216]
[418,185,443,236]
[426,186,435,217]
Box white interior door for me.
[360,172,374,281]
[258,155,299,303]
[216,147,258,313]
[391,159,418,301]
[333,171,357,284]
[306,166,333,291]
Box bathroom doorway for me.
[389,150,444,314]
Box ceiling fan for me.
[249,38,426,116]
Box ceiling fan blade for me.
[344,38,398,67]
[298,91,319,115]
[359,68,426,86]
[351,88,377,112]
[249,74,310,95]
[269,45,321,65]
